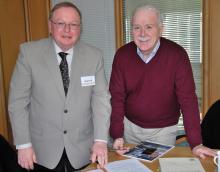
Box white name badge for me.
[81,76,95,87]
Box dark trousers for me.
[0,135,88,172]
[33,149,78,172]
[32,149,89,172]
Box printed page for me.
[87,159,152,172]
[159,157,205,172]
[105,159,152,172]
[124,140,174,162]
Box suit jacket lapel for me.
[43,38,65,99]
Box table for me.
[82,146,216,172]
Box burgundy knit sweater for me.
[109,37,202,148]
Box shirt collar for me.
[53,41,73,56]
[137,39,160,63]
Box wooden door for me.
[0,0,50,142]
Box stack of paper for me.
[159,157,205,172]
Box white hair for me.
[132,5,163,26]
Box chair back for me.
[201,100,220,149]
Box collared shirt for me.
[137,40,160,64]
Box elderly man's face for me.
[49,7,81,51]
[132,9,163,56]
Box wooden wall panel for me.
[0,0,50,141]
[24,0,50,41]
[0,0,27,141]
[114,0,124,49]
[0,0,27,105]
[0,38,8,139]
[203,0,220,114]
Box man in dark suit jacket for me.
[8,2,111,171]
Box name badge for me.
[81,76,95,87]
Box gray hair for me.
[132,5,163,26]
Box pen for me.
[95,161,108,172]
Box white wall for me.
[52,0,116,81]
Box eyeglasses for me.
[50,20,81,30]
[132,24,158,32]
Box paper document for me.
[123,140,174,162]
[159,157,205,172]
[87,159,152,172]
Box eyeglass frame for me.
[132,24,161,33]
[50,20,81,30]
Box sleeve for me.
[91,50,111,141]
[8,45,32,146]
[174,50,202,149]
[109,52,126,139]
[16,143,32,149]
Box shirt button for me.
[64,109,68,113]
[64,130,67,134]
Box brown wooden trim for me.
[24,0,51,41]
[0,0,51,142]
[24,0,31,41]
[202,0,220,116]
[114,0,124,49]
[0,36,9,140]
[202,0,210,116]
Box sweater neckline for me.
[135,43,162,66]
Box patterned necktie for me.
[59,52,69,96]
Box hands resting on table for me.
[112,138,217,159]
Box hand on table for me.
[90,141,108,169]
[113,138,130,155]
[192,144,217,159]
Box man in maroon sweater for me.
[109,5,216,158]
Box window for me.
[121,0,202,131]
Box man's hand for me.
[18,147,37,170]
[113,138,129,155]
[90,141,108,168]
[192,144,217,159]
